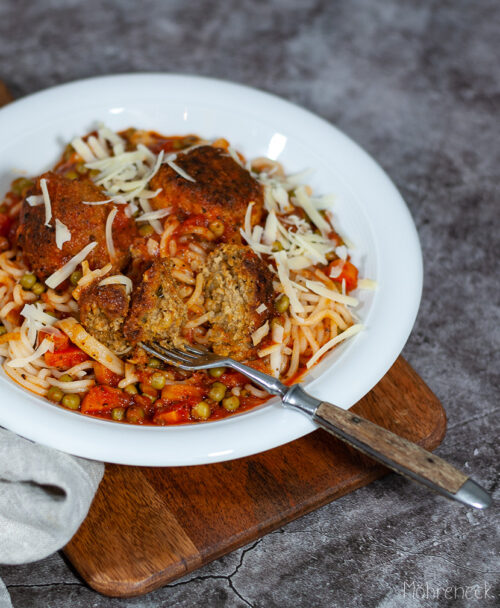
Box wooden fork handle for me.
[282,385,491,509]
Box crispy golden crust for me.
[202,244,274,360]
[123,259,187,348]
[17,172,136,282]
[150,146,263,242]
[79,282,130,353]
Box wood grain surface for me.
[64,357,446,597]
[315,400,465,492]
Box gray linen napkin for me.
[0,429,104,608]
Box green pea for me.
[59,374,73,383]
[111,407,126,421]
[150,372,166,390]
[32,282,45,296]
[61,393,80,410]
[75,162,88,175]
[222,396,240,412]
[209,220,224,237]
[64,170,78,180]
[89,169,100,178]
[274,294,290,313]
[20,273,37,290]
[11,177,34,196]
[272,240,284,252]
[208,366,226,378]
[126,405,145,423]
[139,224,155,237]
[208,382,227,402]
[147,357,162,369]
[47,386,63,403]
[124,384,138,395]
[0,325,6,336]
[70,270,82,286]
[191,401,211,420]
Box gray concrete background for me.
[0,0,498,606]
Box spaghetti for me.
[0,126,367,425]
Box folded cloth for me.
[0,429,104,608]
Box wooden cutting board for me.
[64,357,446,597]
[0,83,445,598]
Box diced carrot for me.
[45,346,89,370]
[81,386,131,414]
[94,361,122,387]
[328,259,359,293]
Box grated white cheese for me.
[256,303,267,314]
[306,324,364,368]
[26,195,44,207]
[86,135,109,160]
[105,207,118,261]
[358,278,378,290]
[294,186,330,234]
[45,241,98,289]
[304,280,358,307]
[71,137,95,163]
[136,208,172,222]
[39,178,52,226]
[335,245,347,260]
[21,303,57,346]
[251,320,270,346]
[55,219,71,250]
[99,274,133,295]
[165,158,196,182]
[275,251,304,315]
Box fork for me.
[140,342,492,510]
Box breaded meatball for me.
[202,244,274,360]
[123,259,187,348]
[17,172,136,282]
[150,145,263,242]
[79,282,130,354]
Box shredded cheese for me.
[39,178,52,226]
[71,137,95,163]
[251,320,269,346]
[304,280,358,307]
[358,278,378,290]
[136,208,172,222]
[306,324,364,368]
[26,195,43,207]
[45,241,98,289]
[99,274,133,295]
[165,157,196,182]
[55,219,71,250]
[21,303,57,346]
[256,303,267,314]
[105,207,118,261]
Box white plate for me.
[0,74,422,466]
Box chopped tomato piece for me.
[161,384,205,404]
[94,362,122,387]
[218,371,246,388]
[328,259,358,293]
[153,402,190,425]
[81,386,131,414]
[39,329,70,351]
[45,346,89,370]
